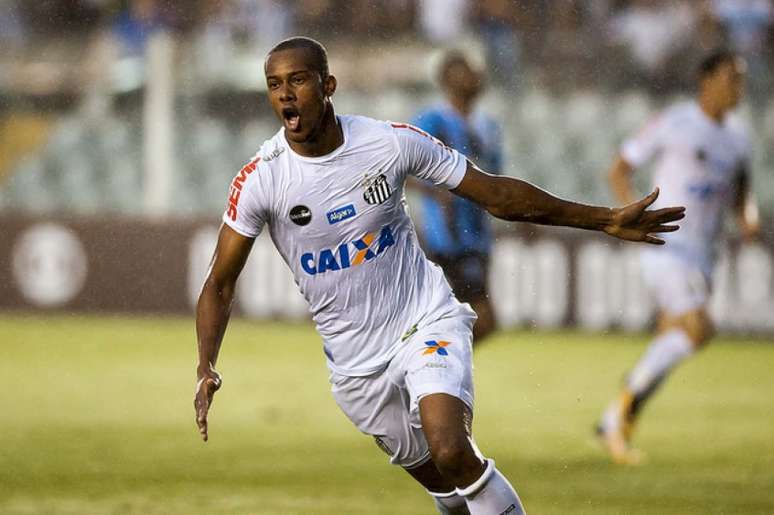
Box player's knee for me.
[695,319,715,347]
[427,436,480,481]
[681,311,714,348]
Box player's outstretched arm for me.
[607,155,637,206]
[733,167,760,242]
[451,162,685,244]
[195,224,255,441]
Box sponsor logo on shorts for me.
[300,225,396,275]
[326,204,357,225]
[289,205,312,226]
[423,340,450,356]
[500,505,518,515]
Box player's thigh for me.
[418,392,475,452]
[641,252,711,322]
[391,312,478,468]
[330,370,431,469]
[394,312,476,428]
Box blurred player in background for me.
[194,37,684,515]
[412,50,502,342]
[598,50,761,465]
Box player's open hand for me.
[194,368,222,442]
[603,189,685,245]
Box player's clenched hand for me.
[603,189,685,245]
[194,368,222,442]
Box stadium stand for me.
[1,0,772,218]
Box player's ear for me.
[323,74,337,99]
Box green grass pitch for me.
[1,315,773,514]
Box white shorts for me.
[330,310,476,469]
[640,250,711,316]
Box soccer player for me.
[597,50,760,465]
[194,37,684,514]
[412,50,501,342]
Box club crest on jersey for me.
[300,225,396,275]
[363,174,392,205]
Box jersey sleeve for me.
[391,123,467,189]
[221,157,269,238]
[620,113,668,168]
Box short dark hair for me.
[266,36,329,78]
[698,50,736,80]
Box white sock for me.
[626,329,694,396]
[430,489,470,515]
[456,459,525,515]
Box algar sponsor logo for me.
[326,204,356,225]
[300,225,396,275]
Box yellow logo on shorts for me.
[423,340,450,356]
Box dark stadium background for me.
[1,2,773,514]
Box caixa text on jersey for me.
[300,225,396,275]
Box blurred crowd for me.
[1,0,772,96]
[1,0,774,220]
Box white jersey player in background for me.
[598,50,761,465]
[194,37,684,515]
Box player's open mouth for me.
[282,107,301,131]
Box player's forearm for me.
[736,196,760,239]
[485,175,614,231]
[733,170,760,240]
[608,156,636,205]
[195,276,236,376]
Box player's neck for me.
[449,95,474,117]
[288,104,344,157]
[698,95,727,124]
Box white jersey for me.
[621,101,751,275]
[223,115,475,376]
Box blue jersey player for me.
[412,50,502,341]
